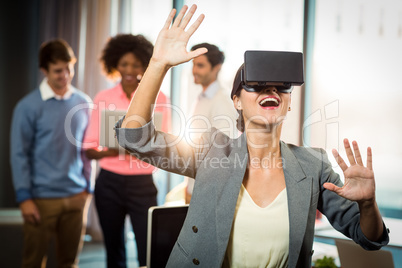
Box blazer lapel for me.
[215,133,248,260]
[281,142,312,268]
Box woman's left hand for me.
[151,4,207,68]
[323,139,376,204]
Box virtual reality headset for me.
[231,50,304,98]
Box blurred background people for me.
[184,43,237,203]
[82,34,171,268]
[10,39,92,268]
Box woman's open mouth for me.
[259,96,280,109]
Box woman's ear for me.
[233,95,242,111]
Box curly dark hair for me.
[100,34,154,77]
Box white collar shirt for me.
[39,78,75,101]
[199,81,219,100]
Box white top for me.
[223,184,289,268]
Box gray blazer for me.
[116,121,389,268]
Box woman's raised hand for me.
[323,139,376,204]
[121,5,207,129]
[152,4,207,68]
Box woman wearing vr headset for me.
[115,5,388,268]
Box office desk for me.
[315,217,402,249]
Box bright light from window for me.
[181,0,305,144]
[311,0,402,210]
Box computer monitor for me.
[146,205,189,268]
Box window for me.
[180,0,305,145]
[310,0,402,215]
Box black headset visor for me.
[231,50,304,98]
[242,81,293,94]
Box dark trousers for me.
[95,169,157,268]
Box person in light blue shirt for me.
[10,39,92,268]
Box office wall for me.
[0,0,81,207]
[0,1,41,207]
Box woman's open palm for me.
[323,139,376,203]
[152,5,207,68]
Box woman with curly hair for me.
[83,34,171,267]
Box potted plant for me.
[313,256,337,268]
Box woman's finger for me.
[367,147,373,170]
[343,138,356,166]
[332,148,348,172]
[179,4,197,29]
[188,47,208,60]
[172,5,188,28]
[186,13,205,37]
[163,9,177,29]
[323,182,342,195]
[352,140,363,166]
